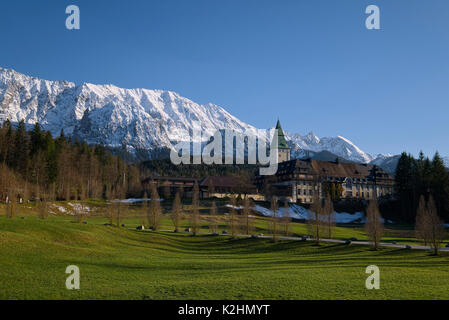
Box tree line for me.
[0,120,145,203]
[141,158,258,178]
[394,151,449,222]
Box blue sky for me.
[0,0,448,156]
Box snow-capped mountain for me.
[0,66,258,153]
[369,154,401,175]
[0,66,378,163]
[285,131,374,163]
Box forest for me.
[393,151,449,222]
[0,120,257,203]
[0,120,144,202]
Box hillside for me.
[1,215,449,299]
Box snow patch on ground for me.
[225,204,244,209]
[253,204,365,224]
[113,198,163,203]
[67,202,91,215]
[51,204,67,213]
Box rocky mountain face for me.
[0,66,403,168]
[285,131,375,163]
[0,67,259,155]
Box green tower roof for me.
[274,119,290,149]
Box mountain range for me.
[0,66,430,173]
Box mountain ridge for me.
[0,66,400,166]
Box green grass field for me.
[1,207,449,300]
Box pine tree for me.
[430,152,449,221]
[30,123,44,156]
[394,152,415,222]
[13,120,29,174]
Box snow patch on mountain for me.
[0,66,414,164]
[0,67,259,153]
[285,131,374,163]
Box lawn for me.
[1,213,448,300]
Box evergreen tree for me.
[430,152,449,220]
[394,152,415,222]
[30,123,44,156]
[13,120,29,174]
[45,131,58,185]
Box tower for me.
[274,119,291,163]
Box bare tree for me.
[415,195,429,246]
[242,196,254,235]
[115,189,126,227]
[323,193,336,239]
[178,184,184,198]
[140,191,148,227]
[364,198,384,250]
[22,181,30,204]
[76,207,87,223]
[269,196,279,242]
[37,196,49,220]
[105,202,114,225]
[228,196,239,236]
[308,190,324,244]
[5,200,10,218]
[209,200,219,233]
[148,183,162,231]
[415,195,445,255]
[116,200,121,227]
[234,171,253,198]
[104,191,114,225]
[6,196,16,218]
[162,181,171,200]
[171,192,183,232]
[262,181,271,202]
[282,200,292,236]
[190,181,200,235]
[208,180,215,198]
